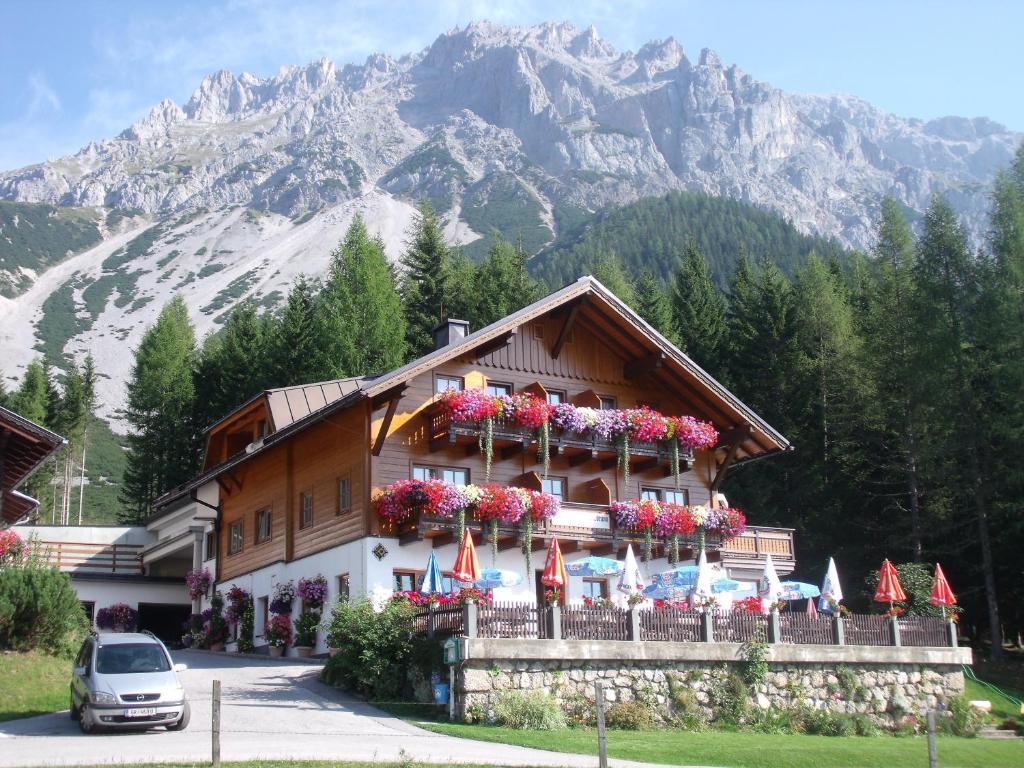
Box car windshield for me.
[95,643,170,675]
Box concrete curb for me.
[180,647,326,665]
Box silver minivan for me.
[70,631,190,733]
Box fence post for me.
[547,605,562,640]
[832,616,845,646]
[926,710,938,768]
[700,610,714,643]
[427,606,435,639]
[947,619,959,648]
[889,616,902,647]
[594,681,608,768]
[463,603,477,638]
[627,607,641,641]
[767,609,781,644]
[211,679,221,768]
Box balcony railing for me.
[33,540,144,575]
[419,603,959,649]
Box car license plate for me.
[124,707,157,718]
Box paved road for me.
[0,650,683,768]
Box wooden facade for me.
[193,277,794,585]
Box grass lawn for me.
[52,764,496,768]
[966,676,1024,724]
[418,721,1024,768]
[0,650,70,722]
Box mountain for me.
[0,20,1019,425]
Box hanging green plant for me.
[457,507,466,543]
[643,527,652,562]
[618,432,631,488]
[522,513,533,570]
[537,422,551,477]
[670,534,680,565]
[490,518,499,561]
[480,416,494,481]
[669,440,681,489]
[696,526,706,552]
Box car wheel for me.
[69,689,80,721]
[166,701,190,731]
[78,704,97,734]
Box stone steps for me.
[978,726,1023,740]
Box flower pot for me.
[113,624,126,633]
[294,646,313,658]
[328,648,340,658]
[269,645,284,657]
[210,642,225,652]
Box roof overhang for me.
[1,406,66,524]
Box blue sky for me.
[0,0,1018,171]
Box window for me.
[228,520,244,555]
[205,531,218,561]
[337,574,350,602]
[258,596,269,636]
[582,578,609,600]
[80,601,95,624]
[299,491,313,529]
[337,476,351,515]
[542,477,567,501]
[393,570,418,592]
[96,644,170,675]
[255,508,272,544]
[434,374,464,394]
[413,464,469,485]
[486,381,512,397]
[546,389,565,406]
[639,488,661,502]
[599,395,617,410]
[663,489,688,506]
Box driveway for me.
[0,650,679,768]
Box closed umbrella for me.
[475,568,523,589]
[541,537,567,588]
[566,556,624,577]
[689,549,714,608]
[806,596,818,617]
[929,563,957,618]
[780,581,821,601]
[758,553,784,612]
[617,545,645,598]
[818,557,844,613]
[420,550,446,594]
[874,559,907,607]
[452,530,480,584]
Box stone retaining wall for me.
[454,639,971,725]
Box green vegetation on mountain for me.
[34,275,88,364]
[530,191,846,289]
[461,174,551,261]
[0,202,102,298]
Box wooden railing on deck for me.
[35,540,144,574]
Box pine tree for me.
[671,240,727,369]
[120,297,199,522]
[6,359,55,516]
[472,235,540,328]
[401,201,455,358]
[592,252,636,307]
[634,269,674,340]
[271,276,321,386]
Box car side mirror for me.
[73,665,87,677]
[173,663,188,672]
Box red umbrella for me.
[541,537,566,588]
[452,530,480,583]
[806,596,818,617]
[874,559,907,605]
[930,563,956,615]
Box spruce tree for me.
[271,276,321,386]
[592,252,636,307]
[120,297,199,522]
[671,240,727,369]
[472,235,540,328]
[635,269,674,340]
[401,201,455,357]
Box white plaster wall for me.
[15,524,152,546]
[72,579,189,624]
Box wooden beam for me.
[560,540,580,554]
[568,450,595,468]
[464,443,479,457]
[472,330,516,359]
[623,351,665,380]
[501,440,528,460]
[497,536,521,552]
[399,529,421,546]
[711,423,751,492]
[599,456,618,470]
[715,422,753,450]
[551,300,582,359]
[429,531,455,548]
[215,476,234,497]
[589,543,618,557]
[371,395,401,456]
[662,459,692,478]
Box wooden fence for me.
[639,607,701,642]
[562,606,629,641]
[477,602,548,639]
[899,617,951,647]
[779,614,834,645]
[844,614,893,646]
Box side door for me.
[71,639,92,706]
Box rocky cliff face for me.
[1,21,1017,250]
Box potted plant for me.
[186,568,212,601]
[297,575,328,613]
[96,603,138,632]
[206,592,228,651]
[293,611,319,657]
[265,614,291,657]
[269,580,296,616]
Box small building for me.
[154,276,796,654]
[0,405,65,524]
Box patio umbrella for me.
[420,550,446,594]
[758,553,784,611]
[475,568,523,589]
[642,583,690,601]
[711,577,741,593]
[617,545,646,597]
[780,581,821,601]
[929,563,957,618]
[541,537,567,588]
[806,596,819,617]
[566,555,624,577]
[873,559,907,606]
[818,557,844,613]
[652,565,699,588]
[689,549,714,608]
[452,529,481,583]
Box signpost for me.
[212,679,221,768]
[594,681,608,768]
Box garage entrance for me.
[137,602,191,644]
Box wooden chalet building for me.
[0,405,65,525]
[153,276,795,653]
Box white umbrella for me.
[757,553,784,612]
[818,557,844,613]
[689,549,715,608]
[617,545,646,599]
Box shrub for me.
[294,610,319,647]
[320,597,419,700]
[800,707,853,737]
[562,691,596,727]
[0,564,88,655]
[493,690,566,730]
[708,670,749,724]
[944,694,982,737]
[665,673,709,731]
[605,700,655,730]
[747,707,794,735]
[740,632,770,688]
[265,614,292,647]
[853,714,881,737]
[236,598,255,653]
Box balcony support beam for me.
[711,422,751,493]
[569,449,595,468]
[624,352,665,380]
[551,300,583,359]
[472,330,516,359]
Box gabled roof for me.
[153,275,790,514]
[0,405,66,524]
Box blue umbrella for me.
[420,551,446,594]
[565,556,624,577]
[474,568,524,589]
[780,581,821,601]
[652,566,699,588]
[642,582,691,601]
[711,577,741,593]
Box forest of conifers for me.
[4,146,1023,656]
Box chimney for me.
[432,318,470,350]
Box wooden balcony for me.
[398,500,794,570]
[423,407,694,474]
[34,540,145,575]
